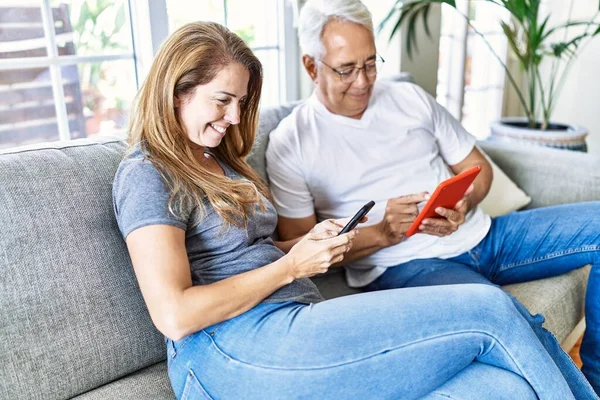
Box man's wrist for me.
[363,224,390,249]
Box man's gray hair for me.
[298,0,374,59]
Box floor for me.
[570,335,583,368]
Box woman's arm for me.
[126,224,353,341]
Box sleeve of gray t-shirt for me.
[112,159,189,239]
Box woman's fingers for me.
[309,230,338,240]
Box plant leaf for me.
[550,34,588,60]
[377,0,402,34]
[501,21,528,67]
[422,2,431,38]
[542,21,600,42]
[406,7,420,57]
[382,1,457,59]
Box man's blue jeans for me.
[365,202,600,399]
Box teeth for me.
[210,124,226,133]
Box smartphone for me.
[405,165,482,237]
[338,201,375,236]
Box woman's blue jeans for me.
[166,284,573,399]
[365,201,600,399]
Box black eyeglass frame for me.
[318,54,385,83]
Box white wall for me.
[540,0,600,153]
[398,5,441,97]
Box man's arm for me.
[449,146,492,209]
[418,147,493,237]
[276,192,428,266]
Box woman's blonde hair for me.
[129,22,268,227]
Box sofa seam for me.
[0,140,125,156]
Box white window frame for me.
[437,0,509,138]
[0,0,299,145]
[0,0,137,141]
[136,0,298,104]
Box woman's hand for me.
[310,216,368,235]
[284,219,359,280]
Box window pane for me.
[255,49,280,107]
[51,0,133,57]
[226,0,278,48]
[76,59,136,138]
[166,0,286,106]
[470,1,505,34]
[465,33,507,90]
[0,67,60,149]
[0,4,48,59]
[166,0,225,32]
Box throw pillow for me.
[478,150,532,217]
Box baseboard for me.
[562,318,586,352]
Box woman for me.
[113,22,573,399]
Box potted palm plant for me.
[380,0,600,151]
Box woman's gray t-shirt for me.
[112,148,324,304]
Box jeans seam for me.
[543,326,597,394]
[498,246,599,272]
[467,249,482,273]
[430,392,454,399]
[170,334,195,359]
[201,330,528,375]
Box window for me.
[436,1,509,139]
[1,0,297,150]
[362,0,400,79]
[0,0,137,149]
[164,0,292,107]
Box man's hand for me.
[419,185,474,237]
[377,192,429,247]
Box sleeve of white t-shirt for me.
[410,84,476,165]
[266,120,315,218]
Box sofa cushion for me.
[0,139,166,400]
[478,148,532,217]
[479,140,600,209]
[72,362,174,400]
[503,266,588,344]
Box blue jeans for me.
[166,285,573,399]
[365,202,600,399]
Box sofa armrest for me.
[478,141,600,209]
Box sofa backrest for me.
[0,139,166,399]
[247,101,300,182]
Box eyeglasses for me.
[319,55,385,84]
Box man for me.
[266,0,600,397]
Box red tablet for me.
[405,165,482,237]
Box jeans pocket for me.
[181,369,213,400]
[203,318,232,337]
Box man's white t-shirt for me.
[266,80,491,287]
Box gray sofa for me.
[1,102,596,399]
